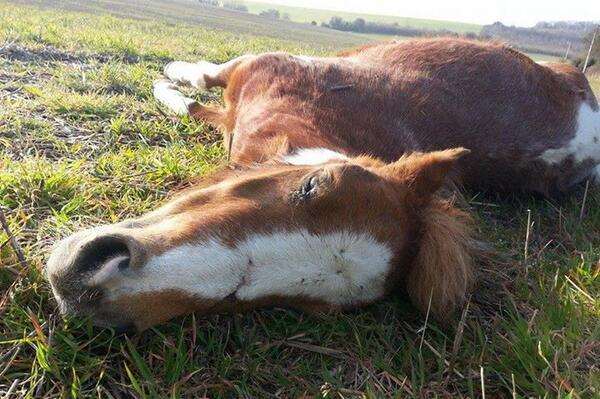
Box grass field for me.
[4,0,370,51]
[245,1,482,34]
[0,0,598,397]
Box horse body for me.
[46,38,600,331]
[158,38,600,193]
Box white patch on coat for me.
[98,231,392,306]
[283,148,348,165]
[539,103,600,164]
[152,79,195,115]
[294,55,320,65]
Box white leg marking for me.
[539,103,600,164]
[283,148,348,165]
[152,79,196,116]
[164,61,220,89]
[164,55,253,90]
[93,230,392,306]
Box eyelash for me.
[292,175,319,203]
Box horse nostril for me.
[117,256,130,270]
[74,235,130,274]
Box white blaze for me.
[283,148,348,165]
[99,231,393,306]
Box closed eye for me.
[301,176,319,196]
[292,174,322,202]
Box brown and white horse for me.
[47,38,600,331]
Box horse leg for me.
[153,55,255,120]
[163,55,254,90]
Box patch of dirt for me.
[0,42,168,66]
[0,43,87,64]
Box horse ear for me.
[383,148,470,205]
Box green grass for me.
[0,1,598,397]
[245,1,482,34]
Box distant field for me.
[1,0,598,397]
[6,0,557,61]
[527,52,562,62]
[4,0,371,51]
[589,76,600,93]
[352,32,414,42]
[246,1,483,34]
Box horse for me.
[46,38,600,331]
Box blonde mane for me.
[407,199,475,320]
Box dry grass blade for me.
[0,207,28,269]
[0,279,20,318]
[579,180,589,221]
[524,209,532,262]
[27,310,47,345]
[403,322,465,379]
[419,287,434,353]
[0,347,21,380]
[449,298,470,370]
[285,341,346,358]
[582,27,597,73]
[2,378,20,399]
[480,366,486,399]
[564,275,595,303]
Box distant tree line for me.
[321,16,598,63]
[197,1,294,19]
[321,16,468,38]
[258,9,290,20]
[480,22,585,53]
[223,1,248,12]
[534,21,598,33]
[481,21,599,63]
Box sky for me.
[258,0,599,27]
